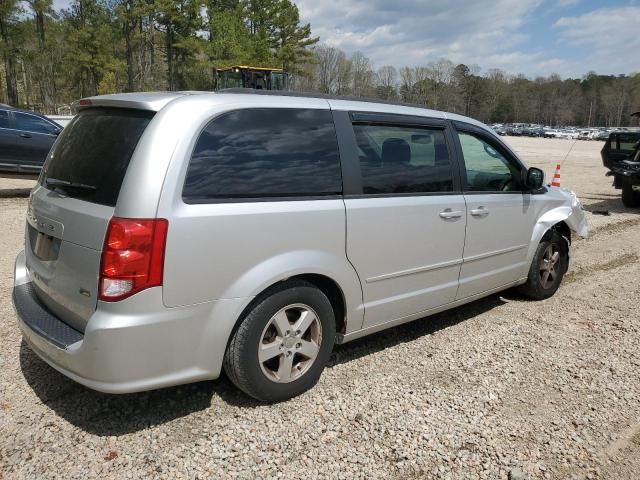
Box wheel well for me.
[291,274,347,334]
[224,274,348,355]
[550,221,571,245]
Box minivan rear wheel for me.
[518,230,568,300]
[223,280,335,402]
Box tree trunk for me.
[36,10,45,49]
[124,0,135,92]
[20,58,30,108]
[2,55,18,105]
[0,16,18,105]
[165,25,175,90]
[125,29,135,91]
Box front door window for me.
[458,132,522,192]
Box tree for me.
[24,0,56,109]
[155,0,203,90]
[350,51,374,97]
[0,0,21,105]
[314,44,341,94]
[243,0,317,69]
[375,65,397,100]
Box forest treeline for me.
[1,0,639,127]
[295,46,640,128]
[0,0,317,111]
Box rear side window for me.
[183,108,342,201]
[353,124,454,194]
[618,133,640,151]
[14,112,57,134]
[41,108,154,207]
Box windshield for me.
[220,71,243,89]
[40,107,154,206]
[271,72,288,90]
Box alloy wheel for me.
[539,244,560,289]
[258,304,322,383]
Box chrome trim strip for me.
[365,258,463,283]
[463,244,528,263]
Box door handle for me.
[19,133,32,138]
[470,206,489,217]
[439,209,463,219]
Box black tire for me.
[223,279,335,402]
[518,230,568,300]
[622,184,640,208]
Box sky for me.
[295,0,640,78]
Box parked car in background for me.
[0,104,62,176]
[563,129,580,139]
[578,131,591,140]
[594,130,610,141]
[13,90,588,401]
[47,115,74,128]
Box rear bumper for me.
[13,250,249,393]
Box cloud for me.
[297,0,638,78]
[298,0,543,71]
[557,0,580,6]
[553,6,640,75]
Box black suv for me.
[601,112,640,207]
[0,104,62,176]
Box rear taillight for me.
[99,218,168,302]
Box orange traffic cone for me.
[551,164,561,187]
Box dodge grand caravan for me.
[13,91,588,401]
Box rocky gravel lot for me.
[1,137,639,479]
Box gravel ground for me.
[1,137,639,479]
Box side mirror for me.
[526,167,545,190]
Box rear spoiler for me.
[71,92,204,114]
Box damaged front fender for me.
[538,189,589,240]
[526,189,589,269]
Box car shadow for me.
[328,293,508,367]
[20,293,509,436]
[580,193,637,215]
[0,187,31,198]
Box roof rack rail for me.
[217,88,432,111]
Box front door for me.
[342,116,467,328]
[454,124,537,299]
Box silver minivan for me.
[13,91,588,401]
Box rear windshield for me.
[40,108,154,206]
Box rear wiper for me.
[45,178,97,191]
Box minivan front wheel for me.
[223,280,335,402]
[518,230,568,300]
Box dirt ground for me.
[1,137,639,479]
